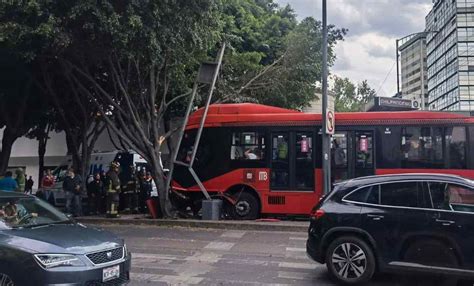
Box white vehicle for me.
[46,150,149,207]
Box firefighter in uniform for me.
[105,161,121,218]
[122,165,139,214]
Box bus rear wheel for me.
[229,191,260,220]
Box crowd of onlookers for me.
[0,166,156,218]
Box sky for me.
[274,0,433,97]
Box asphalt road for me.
[98,225,472,286]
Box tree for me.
[216,1,347,109]
[31,0,220,217]
[356,80,377,110]
[39,61,106,188]
[25,108,56,185]
[0,50,48,174]
[332,76,377,112]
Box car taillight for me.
[310,209,325,220]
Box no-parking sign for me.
[326,110,335,135]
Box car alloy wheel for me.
[331,242,367,279]
[0,273,14,286]
[326,236,375,284]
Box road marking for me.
[199,278,293,286]
[285,247,306,252]
[204,241,235,251]
[278,262,319,270]
[185,252,221,263]
[285,252,309,260]
[131,272,204,284]
[221,230,246,238]
[289,236,307,241]
[132,253,179,260]
[278,271,312,280]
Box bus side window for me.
[231,132,265,161]
[401,127,443,168]
[446,126,467,169]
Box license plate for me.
[102,264,120,282]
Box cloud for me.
[333,33,398,97]
[276,0,432,37]
[275,0,432,97]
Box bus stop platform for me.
[75,215,309,233]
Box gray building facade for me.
[399,33,428,109]
[426,0,474,111]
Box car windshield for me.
[0,197,70,229]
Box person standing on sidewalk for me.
[105,162,121,218]
[25,176,34,194]
[138,170,152,213]
[63,168,83,217]
[86,173,102,215]
[123,165,139,214]
[15,168,26,193]
[40,169,55,202]
[0,172,18,192]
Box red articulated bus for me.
[171,103,474,219]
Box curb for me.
[75,217,309,232]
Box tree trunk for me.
[37,126,50,187]
[80,128,88,190]
[0,127,18,175]
[65,131,83,175]
[149,153,173,218]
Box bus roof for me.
[186,103,474,129]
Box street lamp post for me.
[321,0,331,194]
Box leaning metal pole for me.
[164,81,199,202]
[322,0,331,194]
[189,44,226,167]
[187,43,226,200]
[164,43,226,201]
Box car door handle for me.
[367,214,384,221]
[435,219,455,226]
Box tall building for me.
[426,0,474,111]
[398,33,428,109]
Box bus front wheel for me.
[230,191,260,220]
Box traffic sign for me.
[325,110,335,135]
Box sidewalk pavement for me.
[75,214,309,232]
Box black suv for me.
[306,173,474,284]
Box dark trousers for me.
[106,192,120,218]
[66,192,82,217]
[88,193,101,215]
[124,192,139,213]
[139,190,150,213]
[99,194,106,214]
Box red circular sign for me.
[327,111,335,133]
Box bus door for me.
[270,132,314,191]
[332,131,374,183]
[354,131,375,178]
